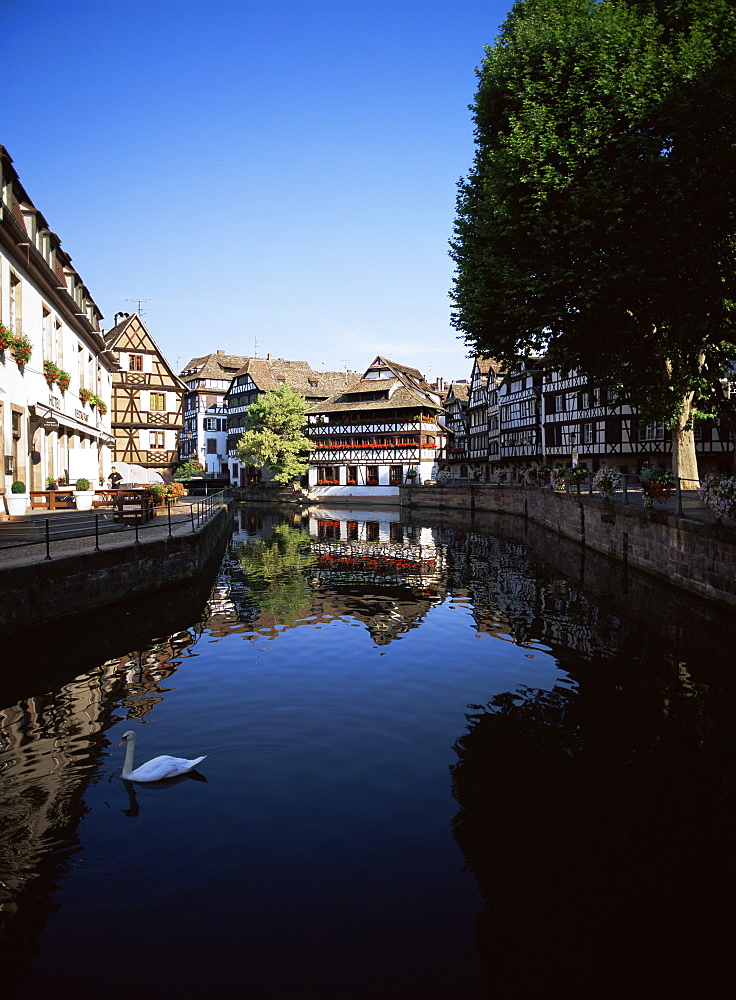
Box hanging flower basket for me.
[43,359,61,385]
[9,333,32,366]
[56,370,71,392]
[0,323,9,352]
[639,466,675,508]
[96,399,107,415]
[699,472,736,522]
[79,388,92,404]
[593,467,623,500]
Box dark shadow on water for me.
[452,681,736,998]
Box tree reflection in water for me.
[234,523,316,623]
[451,680,736,997]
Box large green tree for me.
[235,383,313,485]
[451,0,736,477]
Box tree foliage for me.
[235,383,314,485]
[450,0,736,472]
[174,458,205,480]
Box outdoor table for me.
[112,488,155,524]
[29,490,75,510]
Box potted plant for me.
[0,322,9,352]
[56,370,71,392]
[6,480,30,515]
[79,388,92,404]
[46,476,58,491]
[405,468,418,483]
[73,477,95,511]
[43,360,60,385]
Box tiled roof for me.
[180,353,255,380]
[307,355,444,415]
[307,384,443,415]
[228,359,358,398]
[447,381,470,402]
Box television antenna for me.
[126,297,151,318]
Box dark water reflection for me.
[1,504,734,998]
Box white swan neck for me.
[122,734,136,778]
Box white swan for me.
[118,730,206,782]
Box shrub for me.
[11,480,26,494]
[75,478,91,491]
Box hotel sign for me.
[42,416,60,431]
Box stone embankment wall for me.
[1,505,233,632]
[402,485,735,608]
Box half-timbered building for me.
[0,145,115,502]
[179,351,252,476]
[103,312,186,480]
[497,360,544,472]
[305,356,446,501]
[541,369,734,474]
[441,380,470,478]
[225,358,354,486]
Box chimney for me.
[267,353,271,360]
[217,349,225,355]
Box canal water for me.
[1,504,734,999]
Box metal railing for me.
[418,474,728,525]
[0,489,234,560]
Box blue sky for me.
[6,0,509,381]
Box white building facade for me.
[305,356,446,501]
[0,146,115,504]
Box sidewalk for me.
[0,499,217,567]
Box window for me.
[366,521,380,541]
[204,417,220,431]
[317,519,340,539]
[318,466,339,484]
[150,392,165,411]
[347,465,358,485]
[206,438,218,454]
[583,422,594,444]
[638,422,664,441]
[9,272,21,334]
[366,465,379,486]
[389,523,403,543]
[55,319,63,366]
[43,307,52,359]
[347,520,359,540]
[129,354,143,371]
[149,431,164,449]
[390,465,403,485]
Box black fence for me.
[423,474,729,526]
[0,490,234,560]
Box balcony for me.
[308,419,439,436]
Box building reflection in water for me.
[209,505,448,646]
[0,610,207,992]
[1,503,734,996]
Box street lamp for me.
[565,429,578,467]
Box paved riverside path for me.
[0,499,214,567]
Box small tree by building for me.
[174,459,205,480]
[236,383,313,485]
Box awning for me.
[30,403,109,439]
